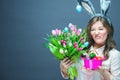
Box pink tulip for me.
[69,23,77,32]
[52,29,61,36]
[77,29,82,36]
[72,31,76,36]
[61,40,66,46]
[81,40,84,44]
[78,48,82,51]
[52,30,56,36]
[55,29,61,35]
[74,42,78,48]
[80,37,84,41]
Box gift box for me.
[83,57,102,70]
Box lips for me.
[95,35,101,39]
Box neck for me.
[93,44,104,49]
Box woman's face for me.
[90,21,108,46]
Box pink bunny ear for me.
[77,0,96,17]
[100,0,111,16]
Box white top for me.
[62,46,120,80]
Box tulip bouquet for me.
[45,23,89,80]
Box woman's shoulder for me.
[109,48,120,57]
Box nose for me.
[94,30,99,34]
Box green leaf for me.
[50,37,60,46]
[43,38,49,41]
[48,43,64,60]
[68,65,78,80]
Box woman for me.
[60,16,120,80]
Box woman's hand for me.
[97,65,111,80]
[60,57,74,78]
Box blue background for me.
[1,0,120,80]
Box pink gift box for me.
[83,58,102,70]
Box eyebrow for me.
[98,26,104,28]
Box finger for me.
[67,60,74,66]
[62,57,69,62]
[98,66,102,69]
[86,68,91,71]
[82,66,92,71]
[82,66,86,69]
[99,66,109,70]
[66,58,74,65]
[65,59,71,64]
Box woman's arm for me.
[109,50,120,80]
[97,66,111,80]
[60,57,74,79]
[98,49,120,80]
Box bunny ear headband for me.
[76,0,111,19]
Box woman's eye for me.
[99,28,103,30]
[91,29,95,31]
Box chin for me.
[95,41,105,46]
[95,43,104,46]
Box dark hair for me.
[86,16,116,59]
